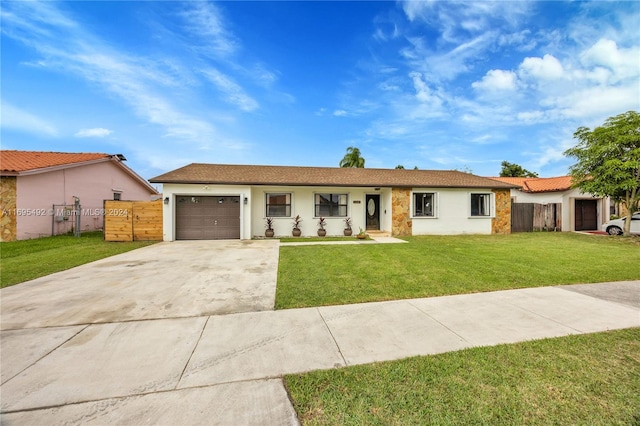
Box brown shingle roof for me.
[1,150,110,173]
[490,176,574,193]
[150,163,517,189]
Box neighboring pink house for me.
[1,151,159,241]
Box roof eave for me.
[149,179,516,189]
[2,157,112,175]
[111,158,159,195]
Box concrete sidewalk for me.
[2,281,639,425]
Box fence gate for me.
[533,203,561,232]
[511,203,534,232]
[104,199,162,241]
[511,202,561,232]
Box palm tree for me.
[339,146,365,168]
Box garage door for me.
[176,196,240,240]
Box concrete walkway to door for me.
[1,239,639,425]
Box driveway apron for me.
[1,240,280,329]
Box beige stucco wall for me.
[160,183,509,240]
[1,176,17,241]
[392,188,498,236]
[160,184,394,240]
[250,186,392,238]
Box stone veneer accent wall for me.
[492,189,511,234]
[391,187,412,236]
[1,176,17,242]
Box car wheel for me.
[607,226,623,235]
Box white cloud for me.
[179,2,238,58]
[401,30,497,82]
[402,1,531,43]
[333,110,348,117]
[580,38,640,82]
[518,54,564,80]
[545,85,638,120]
[74,128,112,138]
[1,101,58,136]
[472,69,517,91]
[516,111,546,124]
[201,69,259,112]
[410,72,443,108]
[1,1,233,148]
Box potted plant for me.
[317,217,327,237]
[292,214,302,237]
[265,217,275,238]
[357,227,367,239]
[343,217,353,236]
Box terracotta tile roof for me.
[1,150,111,173]
[490,176,574,193]
[150,163,517,189]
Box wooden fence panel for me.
[511,202,562,233]
[511,203,533,232]
[133,199,163,241]
[533,203,561,231]
[104,200,162,241]
[104,201,133,241]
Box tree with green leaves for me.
[395,165,405,169]
[339,146,365,168]
[499,161,538,177]
[564,111,640,236]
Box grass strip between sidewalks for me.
[0,232,156,288]
[276,232,640,309]
[285,328,640,425]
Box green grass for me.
[0,231,157,288]
[276,232,640,309]
[285,328,640,425]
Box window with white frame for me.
[265,193,291,217]
[413,192,436,217]
[470,193,491,216]
[314,193,348,217]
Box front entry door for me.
[365,194,380,231]
[575,199,598,231]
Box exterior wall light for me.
[164,197,170,205]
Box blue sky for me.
[2,1,639,183]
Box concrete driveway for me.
[1,240,280,330]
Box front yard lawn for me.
[0,232,157,288]
[276,232,640,309]
[285,328,640,425]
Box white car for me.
[602,212,640,235]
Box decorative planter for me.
[357,234,366,240]
[265,229,274,238]
[343,229,353,236]
[317,229,327,237]
[292,228,302,237]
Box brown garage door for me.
[176,196,240,240]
